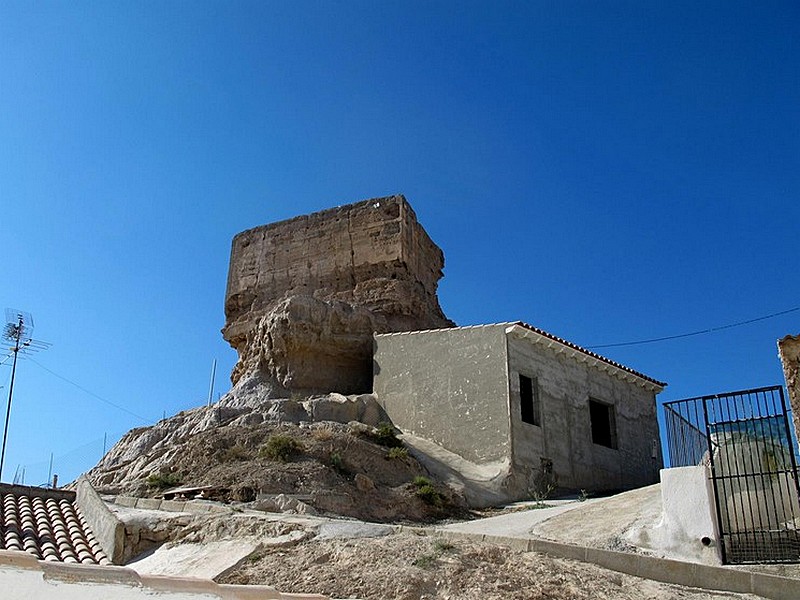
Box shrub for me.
[311,426,335,441]
[260,434,302,462]
[330,451,345,473]
[386,447,408,460]
[412,553,437,568]
[373,422,403,448]
[412,476,443,507]
[217,444,249,462]
[415,484,443,507]
[145,471,181,490]
[432,539,455,553]
[413,539,455,569]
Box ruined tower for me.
[222,195,453,396]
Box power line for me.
[27,357,153,424]
[587,306,800,350]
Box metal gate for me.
[664,386,800,564]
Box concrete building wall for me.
[373,325,512,464]
[506,329,662,492]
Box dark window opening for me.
[520,374,541,426]
[589,399,617,449]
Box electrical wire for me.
[27,357,154,424]
[586,306,800,350]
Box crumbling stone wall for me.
[222,195,453,396]
[778,335,800,449]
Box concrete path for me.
[440,499,591,538]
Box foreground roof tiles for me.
[0,484,110,565]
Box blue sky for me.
[0,1,797,484]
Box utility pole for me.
[207,359,217,407]
[1,309,50,482]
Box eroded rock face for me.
[778,335,800,446]
[223,195,453,395]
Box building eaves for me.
[506,322,667,391]
[375,321,666,391]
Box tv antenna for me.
[1,309,50,482]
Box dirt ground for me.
[96,420,467,524]
[218,532,759,600]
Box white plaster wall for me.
[627,466,721,565]
[0,550,308,600]
[506,332,662,492]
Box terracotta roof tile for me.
[0,484,110,565]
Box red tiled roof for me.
[0,484,110,565]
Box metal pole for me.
[207,359,216,407]
[0,321,22,482]
[47,452,53,488]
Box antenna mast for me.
[1,309,50,482]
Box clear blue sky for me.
[0,1,797,484]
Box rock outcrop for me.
[778,334,800,444]
[222,195,453,396]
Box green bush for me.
[145,472,181,490]
[386,447,408,460]
[412,476,443,507]
[415,484,443,507]
[259,434,302,462]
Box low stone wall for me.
[110,495,231,514]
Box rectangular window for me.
[519,374,541,426]
[589,399,617,449]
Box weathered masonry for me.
[222,195,452,395]
[373,322,666,501]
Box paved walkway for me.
[440,500,590,538]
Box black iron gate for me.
[664,385,800,564]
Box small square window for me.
[520,374,541,426]
[589,399,617,449]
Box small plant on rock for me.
[373,422,404,448]
[145,471,181,490]
[412,538,456,569]
[330,451,346,473]
[259,434,302,462]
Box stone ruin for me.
[222,195,454,397]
